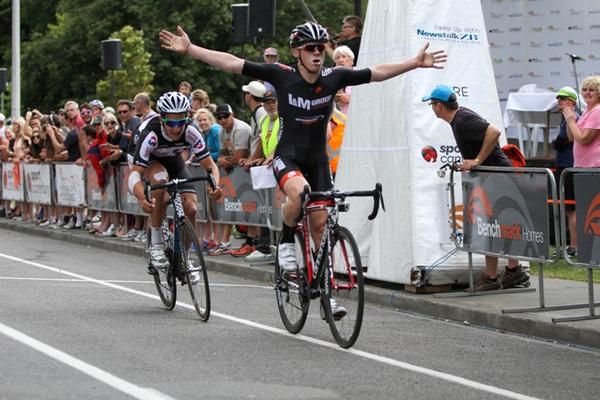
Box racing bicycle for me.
[275,183,384,348]
[146,171,216,321]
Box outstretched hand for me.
[416,42,447,69]
[159,26,191,54]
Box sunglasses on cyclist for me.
[302,44,326,53]
[216,113,231,121]
[162,118,189,127]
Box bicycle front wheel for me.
[149,227,177,310]
[323,226,364,348]
[179,219,211,321]
[275,232,310,334]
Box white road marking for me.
[0,252,542,400]
[0,322,176,400]
[0,276,271,289]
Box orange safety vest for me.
[327,109,347,174]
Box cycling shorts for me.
[272,151,333,192]
[148,156,195,194]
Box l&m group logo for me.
[420,144,463,164]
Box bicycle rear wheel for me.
[323,226,364,348]
[275,232,310,334]
[149,228,177,309]
[179,218,211,321]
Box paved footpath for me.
[2,219,599,350]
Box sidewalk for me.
[2,218,600,350]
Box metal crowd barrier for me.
[0,161,283,230]
[500,168,600,321]
[437,166,559,299]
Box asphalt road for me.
[1,229,599,400]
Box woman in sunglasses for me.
[128,91,222,272]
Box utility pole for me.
[11,0,21,118]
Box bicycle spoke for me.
[274,232,309,334]
[149,229,176,309]
[180,219,211,321]
[323,226,364,348]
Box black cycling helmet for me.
[289,21,329,48]
[156,91,190,114]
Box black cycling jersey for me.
[242,61,371,156]
[133,117,210,169]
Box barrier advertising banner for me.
[23,163,52,205]
[188,164,209,223]
[212,166,283,229]
[462,171,550,259]
[55,163,85,207]
[574,173,600,265]
[86,166,118,211]
[2,162,24,201]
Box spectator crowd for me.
[0,15,365,264]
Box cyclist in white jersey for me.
[128,91,222,272]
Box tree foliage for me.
[96,26,154,104]
[0,0,364,113]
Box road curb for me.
[2,219,599,350]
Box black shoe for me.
[147,265,158,275]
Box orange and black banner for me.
[574,173,600,265]
[462,170,550,259]
[211,166,283,230]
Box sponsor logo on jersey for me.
[288,94,333,110]
[321,68,333,77]
[295,115,325,126]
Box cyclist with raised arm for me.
[128,91,222,277]
[160,22,446,312]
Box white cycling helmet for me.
[157,91,190,114]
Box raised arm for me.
[159,26,245,74]
[564,107,600,144]
[370,42,447,82]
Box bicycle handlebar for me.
[148,168,217,193]
[437,162,460,178]
[301,183,385,221]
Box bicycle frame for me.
[148,174,217,280]
[298,181,384,294]
[299,198,348,295]
[167,188,187,279]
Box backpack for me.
[502,144,526,168]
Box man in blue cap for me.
[423,85,530,291]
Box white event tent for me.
[335,0,507,285]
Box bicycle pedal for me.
[309,289,321,299]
